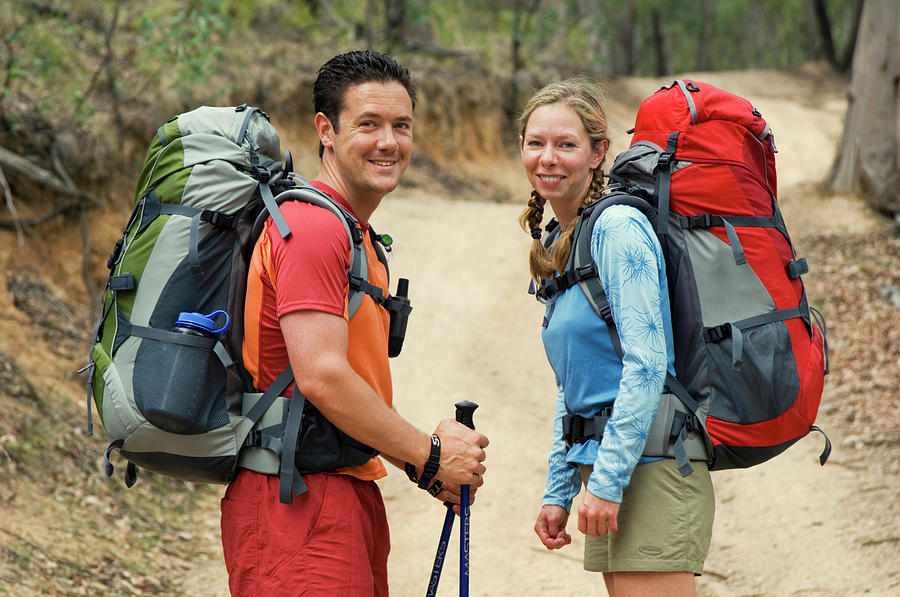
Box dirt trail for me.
[182,192,899,597]
[178,70,899,596]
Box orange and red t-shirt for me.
[242,181,392,481]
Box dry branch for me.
[0,145,102,229]
[0,166,24,244]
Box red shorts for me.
[221,470,390,597]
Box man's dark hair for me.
[314,50,417,157]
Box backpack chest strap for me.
[535,264,598,303]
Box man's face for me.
[321,81,413,204]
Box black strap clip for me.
[657,150,675,169]
[253,165,271,183]
[107,237,125,271]
[536,278,561,302]
[598,303,613,323]
[201,210,237,228]
[574,263,597,282]
[244,430,262,448]
[787,258,808,279]
[685,214,714,229]
[704,324,731,343]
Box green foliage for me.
[134,0,232,103]
[1,0,234,131]
[0,0,861,137]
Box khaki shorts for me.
[578,458,714,574]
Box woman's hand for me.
[534,505,572,549]
[577,490,619,536]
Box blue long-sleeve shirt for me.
[541,204,676,509]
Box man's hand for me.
[433,419,488,487]
[535,505,572,549]
[577,490,619,536]
[431,480,473,515]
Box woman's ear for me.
[590,139,609,170]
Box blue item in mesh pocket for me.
[174,310,231,335]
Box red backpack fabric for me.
[607,79,829,469]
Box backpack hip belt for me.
[562,393,708,463]
[237,366,379,504]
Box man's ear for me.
[314,112,335,151]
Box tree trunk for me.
[384,0,405,53]
[812,0,864,72]
[365,0,376,48]
[826,0,900,216]
[508,0,540,121]
[616,0,636,75]
[651,9,668,76]
[696,0,712,71]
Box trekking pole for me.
[424,401,478,597]
[425,502,455,596]
[455,400,478,597]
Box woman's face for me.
[520,102,606,213]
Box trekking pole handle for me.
[455,401,478,430]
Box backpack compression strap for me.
[236,105,291,239]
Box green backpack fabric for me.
[86,105,395,492]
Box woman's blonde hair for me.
[517,77,610,283]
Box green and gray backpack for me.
[86,105,408,502]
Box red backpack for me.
[537,79,830,472]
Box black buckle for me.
[348,274,366,291]
[685,414,700,433]
[705,324,731,343]
[686,214,714,229]
[202,210,236,228]
[598,304,612,323]
[245,430,261,448]
[108,273,135,292]
[571,416,585,444]
[253,165,271,183]
[574,264,597,282]
[657,151,675,169]
[536,279,559,301]
[107,237,125,270]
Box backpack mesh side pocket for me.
[705,320,800,425]
[132,332,228,434]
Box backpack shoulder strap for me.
[250,186,374,319]
[569,192,657,326]
[533,193,656,324]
